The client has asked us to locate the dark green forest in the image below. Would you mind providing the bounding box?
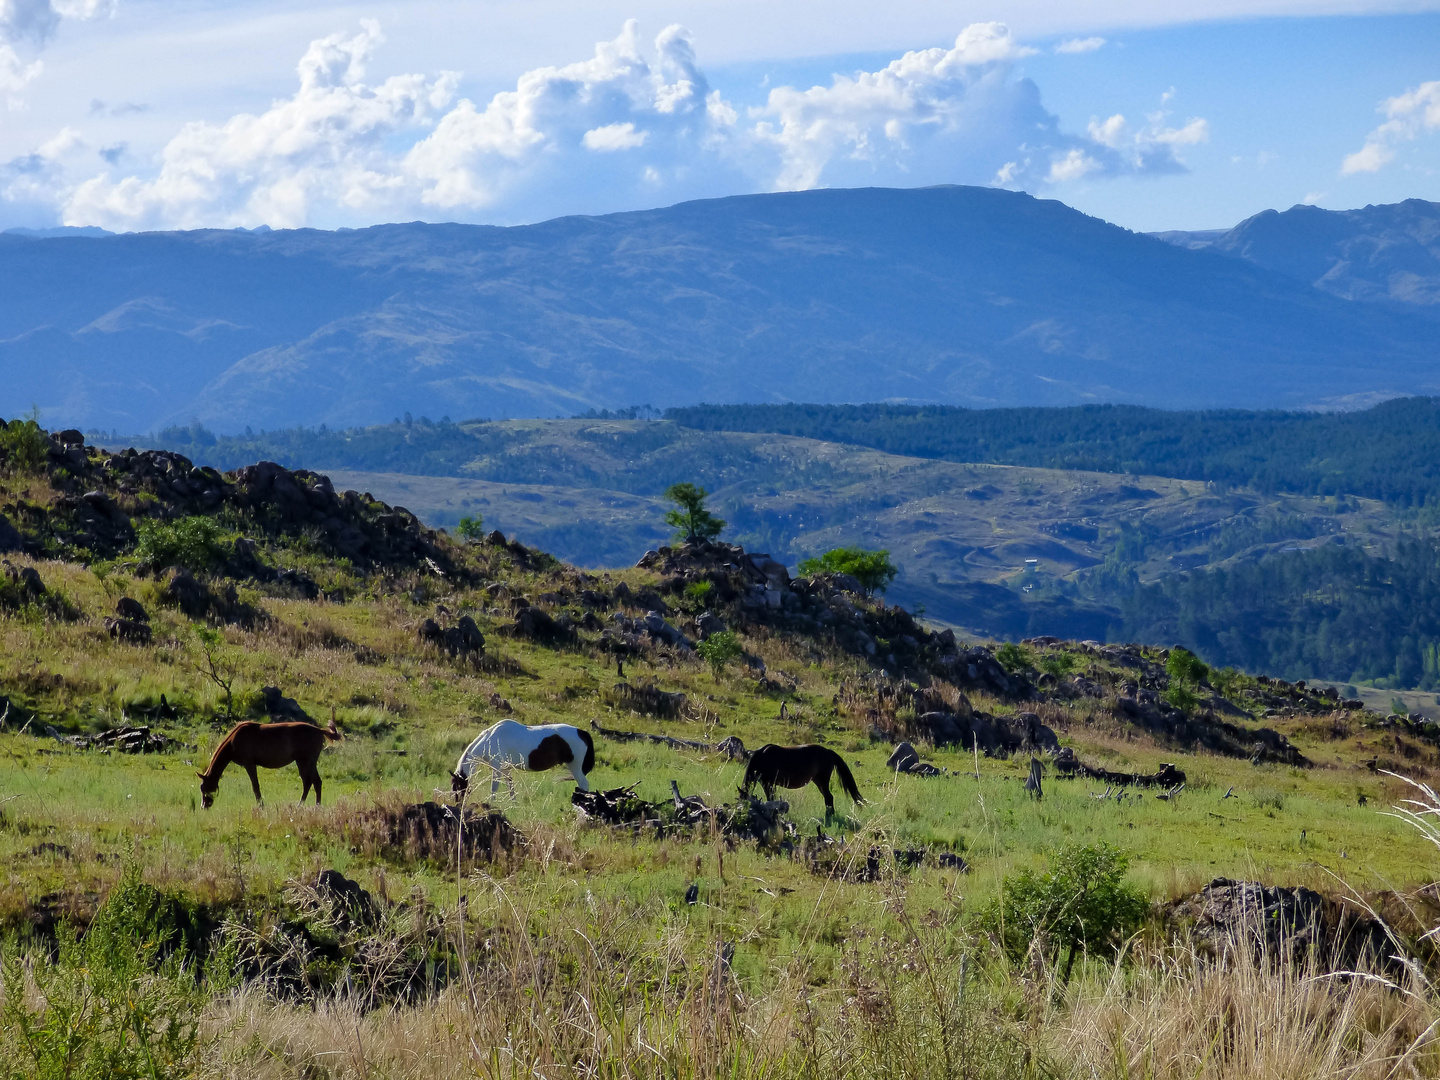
[668,399,1440,507]
[1084,539,1440,688]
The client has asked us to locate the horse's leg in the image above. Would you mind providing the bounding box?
[300,769,312,804]
[815,770,835,821]
[489,763,502,797]
[246,764,262,805]
[506,765,517,800]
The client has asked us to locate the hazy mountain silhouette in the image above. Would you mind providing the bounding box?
[3,186,1438,433]
[1156,198,1440,309]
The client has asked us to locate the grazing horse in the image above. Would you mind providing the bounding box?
[198,718,341,808]
[451,719,595,798]
[742,744,864,820]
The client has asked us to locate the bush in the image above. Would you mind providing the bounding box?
[1,863,204,1079]
[984,842,1148,984]
[1036,651,1077,677]
[995,642,1031,674]
[133,517,227,573]
[697,630,742,678]
[1162,684,1201,712]
[0,412,49,475]
[1164,646,1210,687]
[798,546,898,595]
[456,514,485,542]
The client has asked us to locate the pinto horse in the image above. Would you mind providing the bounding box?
[198,718,341,808]
[451,719,595,798]
[742,743,864,820]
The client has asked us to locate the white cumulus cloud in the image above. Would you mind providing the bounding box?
[64,21,458,230]
[583,122,649,151]
[1341,80,1440,175]
[15,19,1207,230]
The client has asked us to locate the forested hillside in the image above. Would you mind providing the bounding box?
[130,408,1440,688]
[668,398,1440,506]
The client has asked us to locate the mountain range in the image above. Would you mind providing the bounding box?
[3,187,1438,433]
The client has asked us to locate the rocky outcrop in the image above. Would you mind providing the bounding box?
[4,428,460,575]
[1171,878,1395,973]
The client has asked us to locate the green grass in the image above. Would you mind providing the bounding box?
[2,535,1438,1078]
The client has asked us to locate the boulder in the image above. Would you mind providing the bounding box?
[0,515,22,553]
[643,610,693,649]
[260,686,312,722]
[886,742,922,771]
[104,616,152,644]
[115,596,148,622]
[511,606,577,646]
[161,567,210,618]
[696,610,727,640]
[1172,878,1393,972]
[311,869,381,931]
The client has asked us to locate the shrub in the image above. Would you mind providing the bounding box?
[1036,651,1077,677]
[1165,646,1210,687]
[0,411,49,475]
[995,642,1031,674]
[663,482,725,543]
[133,517,226,573]
[1,863,203,1078]
[984,842,1148,984]
[1162,684,1201,712]
[456,514,485,542]
[798,546,898,595]
[697,630,742,679]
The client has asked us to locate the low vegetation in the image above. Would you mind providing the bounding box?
[4,425,1440,1076]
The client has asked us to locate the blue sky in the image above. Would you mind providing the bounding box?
[1,1,1437,233]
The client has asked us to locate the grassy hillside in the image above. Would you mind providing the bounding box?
[4,421,1440,1077]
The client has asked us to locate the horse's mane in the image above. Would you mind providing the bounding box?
[201,723,244,776]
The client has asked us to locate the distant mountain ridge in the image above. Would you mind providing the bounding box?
[1153,198,1440,308]
[3,186,1439,433]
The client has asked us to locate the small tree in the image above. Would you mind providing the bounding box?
[194,626,239,722]
[1165,646,1209,687]
[663,483,725,543]
[456,514,485,542]
[697,630,742,680]
[797,546,898,596]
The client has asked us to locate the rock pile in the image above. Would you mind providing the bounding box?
[0,427,458,577]
[1171,878,1395,973]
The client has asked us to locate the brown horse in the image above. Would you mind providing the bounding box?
[742,744,864,820]
[197,718,341,808]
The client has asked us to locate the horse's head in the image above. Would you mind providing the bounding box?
[197,771,217,809]
[450,770,468,796]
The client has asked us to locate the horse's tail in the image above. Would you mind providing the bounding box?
[324,714,342,742]
[828,749,863,805]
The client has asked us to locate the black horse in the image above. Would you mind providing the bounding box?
[742,744,864,820]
